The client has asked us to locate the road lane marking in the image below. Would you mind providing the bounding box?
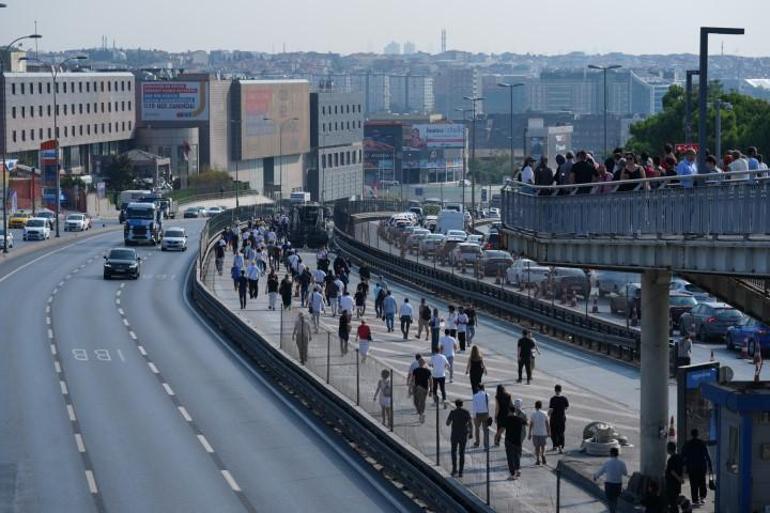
[148,362,159,374]
[52,287,58,295]
[137,345,146,355]
[116,349,126,362]
[117,308,124,316]
[75,434,86,453]
[115,298,120,305]
[47,329,54,340]
[47,296,53,304]
[116,290,122,297]
[67,404,77,421]
[122,319,129,327]
[120,283,125,289]
[46,316,51,325]
[178,406,192,422]
[84,470,98,494]
[197,435,214,453]
[58,281,64,287]
[162,383,175,396]
[129,331,138,341]
[59,381,68,395]
[54,361,62,373]
[46,305,50,314]
[49,343,56,354]
[221,470,241,492]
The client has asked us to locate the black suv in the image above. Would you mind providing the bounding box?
[103,247,142,280]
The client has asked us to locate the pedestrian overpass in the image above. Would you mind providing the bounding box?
[500,169,770,483]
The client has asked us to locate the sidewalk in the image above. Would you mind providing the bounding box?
[204,247,618,512]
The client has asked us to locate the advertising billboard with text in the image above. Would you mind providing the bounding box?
[141,81,209,121]
[405,124,464,150]
[238,80,310,160]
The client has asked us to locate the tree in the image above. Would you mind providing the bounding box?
[627,83,770,159]
[102,154,136,195]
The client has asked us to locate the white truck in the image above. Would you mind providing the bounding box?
[436,209,465,235]
[290,191,311,204]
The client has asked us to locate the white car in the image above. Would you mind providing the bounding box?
[506,258,550,286]
[23,218,51,240]
[64,213,90,231]
[0,229,14,249]
[161,227,187,251]
[488,208,501,219]
[205,206,225,217]
[445,229,468,242]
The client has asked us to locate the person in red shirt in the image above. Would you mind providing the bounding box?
[356,319,372,362]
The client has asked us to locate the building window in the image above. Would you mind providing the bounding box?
[107,81,111,92]
[21,130,25,142]
[108,102,111,113]
[30,129,35,141]
[29,82,34,96]
[101,102,105,113]
[38,105,43,117]
[128,81,131,92]
[128,101,132,111]
[39,128,43,140]
[79,125,83,136]
[334,153,339,167]
[30,106,34,118]
[79,82,83,93]
[63,104,68,115]
[128,120,132,130]
[334,105,337,114]
[87,125,90,135]
[48,127,52,139]
[100,82,104,92]
[79,104,83,114]
[93,102,97,112]
[101,123,105,133]
[86,82,90,93]
[21,83,25,94]
[121,121,125,131]
[346,121,350,130]
[321,154,326,168]
[63,82,67,94]
[11,83,15,95]
[334,122,338,130]
[64,126,68,137]
[358,120,362,128]
[347,105,350,113]
[12,131,16,142]
[11,106,15,118]
[20,106,25,118]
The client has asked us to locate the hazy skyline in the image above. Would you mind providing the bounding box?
[2,0,769,57]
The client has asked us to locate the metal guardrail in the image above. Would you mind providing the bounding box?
[192,207,491,513]
[332,223,640,360]
[501,169,770,238]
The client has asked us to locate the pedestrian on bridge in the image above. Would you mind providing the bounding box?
[373,369,392,429]
[446,399,472,478]
[429,349,450,408]
[399,298,414,340]
[517,329,538,385]
[438,329,458,382]
[548,384,569,454]
[446,305,458,339]
[267,270,279,310]
[382,291,397,332]
[593,447,628,513]
[456,307,469,352]
[465,345,487,394]
[374,282,386,319]
[279,275,293,310]
[339,290,354,318]
[416,298,431,341]
[308,286,325,332]
[429,308,442,353]
[502,398,527,480]
[494,385,512,446]
[465,305,477,345]
[338,311,352,356]
[237,270,248,310]
[292,311,312,365]
[246,260,261,299]
[529,400,550,465]
[471,384,490,448]
[354,284,367,319]
[412,357,431,423]
[214,239,226,276]
[356,319,372,363]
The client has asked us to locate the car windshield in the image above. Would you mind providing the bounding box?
[165,230,185,238]
[447,230,465,237]
[715,309,742,321]
[460,245,480,252]
[485,251,510,259]
[27,219,45,227]
[670,295,698,306]
[185,208,198,212]
[108,249,136,260]
[39,212,54,218]
[126,207,155,219]
[67,214,84,221]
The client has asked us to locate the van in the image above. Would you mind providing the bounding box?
[436,209,465,235]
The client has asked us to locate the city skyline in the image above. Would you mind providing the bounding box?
[2,0,769,57]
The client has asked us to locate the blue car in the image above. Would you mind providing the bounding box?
[726,317,770,357]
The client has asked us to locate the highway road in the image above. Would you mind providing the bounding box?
[0,221,416,513]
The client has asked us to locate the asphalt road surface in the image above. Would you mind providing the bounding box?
[0,220,415,513]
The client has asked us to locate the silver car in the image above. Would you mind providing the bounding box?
[161,227,187,251]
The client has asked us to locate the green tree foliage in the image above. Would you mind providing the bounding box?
[470,155,512,185]
[627,83,770,159]
[188,169,232,190]
[101,154,136,194]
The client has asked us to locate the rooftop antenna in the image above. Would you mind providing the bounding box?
[441,28,447,53]
[721,41,724,56]
[34,21,39,58]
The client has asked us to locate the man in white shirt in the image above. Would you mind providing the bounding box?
[728,150,750,181]
[471,384,490,448]
[313,267,327,286]
[245,260,262,299]
[438,329,458,382]
[308,287,325,333]
[455,307,469,352]
[429,350,449,407]
[338,290,355,316]
[593,448,628,513]
[399,298,414,340]
[528,400,550,465]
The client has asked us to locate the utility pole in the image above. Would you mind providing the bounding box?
[588,64,621,159]
[463,95,483,225]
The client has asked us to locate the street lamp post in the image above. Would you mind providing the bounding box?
[698,27,744,173]
[587,64,621,159]
[21,54,86,238]
[684,70,699,143]
[497,82,524,178]
[455,107,471,212]
[463,95,483,226]
[2,30,43,253]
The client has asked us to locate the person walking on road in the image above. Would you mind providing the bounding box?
[292,311,312,365]
[231,264,242,292]
[529,400,550,465]
[446,399,473,478]
[465,305,477,344]
[374,283,387,319]
[411,357,431,423]
[439,330,458,382]
[246,260,261,299]
[279,274,293,310]
[215,239,226,276]
[356,319,372,363]
[382,291,397,332]
[325,274,340,317]
[456,307,469,352]
[593,447,628,513]
[471,384,490,448]
[494,385,512,446]
[665,441,684,513]
[298,267,312,307]
[267,270,279,310]
[338,310,352,356]
[465,345,487,394]
[682,429,712,507]
[237,270,249,309]
[399,298,414,340]
[429,308,441,353]
[338,290,354,318]
[407,353,421,397]
[429,349,450,408]
[446,305,458,339]
[677,335,693,367]
[517,329,539,384]
[502,398,528,480]
[354,285,367,319]
[308,286,325,332]
[548,384,569,453]
[373,369,393,429]
[417,298,431,341]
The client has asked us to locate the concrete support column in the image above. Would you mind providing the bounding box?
[639,269,671,479]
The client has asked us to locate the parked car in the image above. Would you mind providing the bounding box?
[103,247,142,280]
[506,258,550,287]
[183,206,204,218]
[479,250,514,277]
[406,228,431,253]
[161,227,188,251]
[609,283,642,316]
[595,271,640,297]
[449,242,482,267]
[726,317,770,356]
[678,301,744,341]
[36,208,57,229]
[669,278,711,301]
[64,213,91,231]
[0,229,14,249]
[8,211,31,229]
[669,293,699,325]
[22,218,51,240]
[419,233,445,256]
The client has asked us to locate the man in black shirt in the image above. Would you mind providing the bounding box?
[502,398,527,480]
[445,399,472,477]
[682,429,712,506]
[412,359,432,423]
[665,441,684,512]
[548,384,569,453]
[569,150,599,194]
[517,329,537,384]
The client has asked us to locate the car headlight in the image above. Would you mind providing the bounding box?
[129,263,138,268]
[104,263,112,268]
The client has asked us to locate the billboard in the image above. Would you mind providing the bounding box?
[402,148,462,170]
[405,124,464,150]
[141,81,209,121]
[238,80,310,160]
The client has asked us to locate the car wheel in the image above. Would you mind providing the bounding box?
[748,339,756,358]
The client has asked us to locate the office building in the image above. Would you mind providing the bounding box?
[388,75,434,114]
[308,89,364,202]
[348,73,390,115]
[383,42,401,55]
[434,65,481,119]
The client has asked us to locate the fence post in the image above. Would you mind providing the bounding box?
[389,368,394,432]
[556,461,562,513]
[280,306,284,351]
[355,348,360,406]
[435,398,440,466]
[326,332,331,384]
[486,443,491,505]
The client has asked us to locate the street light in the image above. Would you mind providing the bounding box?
[263,116,300,206]
[497,82,524,178]
[455,107,472,211]
[2,31,43,253]
[20,54,87,237]
[698,27,744,173]
[587,64,621,159]
[463,95,483,226]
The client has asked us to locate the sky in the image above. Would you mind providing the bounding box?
[2,0,768,57]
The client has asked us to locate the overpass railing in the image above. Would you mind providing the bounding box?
[502,169,770,237]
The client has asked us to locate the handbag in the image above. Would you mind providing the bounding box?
[708,475,716,491]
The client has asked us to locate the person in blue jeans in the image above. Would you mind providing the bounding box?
[382,290,397,332]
